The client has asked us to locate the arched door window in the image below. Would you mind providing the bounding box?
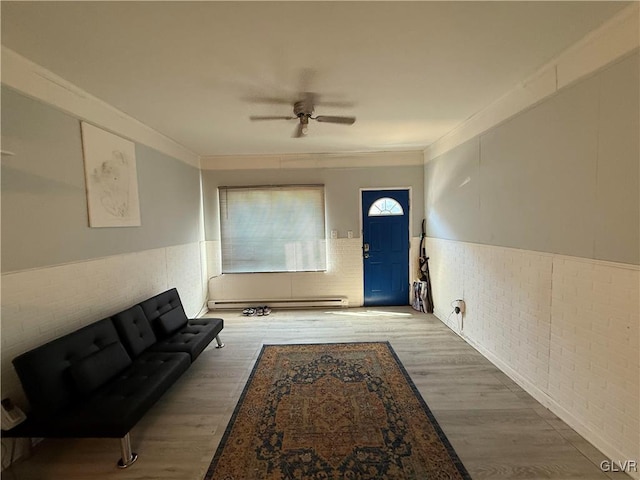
[368,197,404,216]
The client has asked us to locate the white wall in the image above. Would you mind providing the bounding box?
[427,237,639,470]
[207,238,365,306]
[206,236,422,308]
[423,7,640,476]
[0,88,208,412]
[201,153,425,307]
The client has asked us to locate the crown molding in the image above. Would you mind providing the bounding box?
[426,3,639,161]
[1,46,200,168]
[200,150,425,170]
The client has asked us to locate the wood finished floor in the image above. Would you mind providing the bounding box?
[3,307,631,480]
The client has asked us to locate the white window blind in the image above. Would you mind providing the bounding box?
[219,185,327,273]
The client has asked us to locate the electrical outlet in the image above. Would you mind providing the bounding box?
[453,299,466,314]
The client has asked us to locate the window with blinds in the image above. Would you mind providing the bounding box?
[219,185,327,273]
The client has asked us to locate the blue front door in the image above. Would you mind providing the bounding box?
[362,189,410,306]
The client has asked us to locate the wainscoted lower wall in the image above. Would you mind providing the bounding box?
[549,257,639,461]
[0,242,206,407]
[426,237,640,469]
[207,238,364,306]
[206,237,422,308]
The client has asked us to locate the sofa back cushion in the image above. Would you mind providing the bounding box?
[68,342,132,395]
[12,318,121,415]
[139,288,188,338]
[156,308,188,337]
[112,305,157,357]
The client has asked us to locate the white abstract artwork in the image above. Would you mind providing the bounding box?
[81,122,141,227]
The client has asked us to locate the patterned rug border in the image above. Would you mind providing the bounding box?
[204,341,472,480]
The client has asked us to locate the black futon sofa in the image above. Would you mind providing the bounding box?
[5,288,224,468]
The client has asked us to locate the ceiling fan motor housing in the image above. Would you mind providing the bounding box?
[293,100,313,118]
[249,94,355,137]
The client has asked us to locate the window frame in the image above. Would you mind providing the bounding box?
[218,184,327,274]
[367,197,405,216]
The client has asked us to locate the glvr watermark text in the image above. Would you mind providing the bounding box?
[600,460,638,473]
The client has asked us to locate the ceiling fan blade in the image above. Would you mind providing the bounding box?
[243,96,293,105]
[314,115,356,125]
[314,100,356,108]
[250,116,296,121]
[244,90,354,108]
[293,122,305,138]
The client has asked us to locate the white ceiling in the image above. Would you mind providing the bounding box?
[1,1,630,156]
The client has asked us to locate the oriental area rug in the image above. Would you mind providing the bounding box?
[204,342,471,480]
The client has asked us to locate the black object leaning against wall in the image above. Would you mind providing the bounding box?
[413,219,434,314]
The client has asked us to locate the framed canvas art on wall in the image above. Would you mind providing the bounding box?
[81,122,141,227]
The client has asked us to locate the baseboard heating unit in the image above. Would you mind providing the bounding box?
[208,297,348,310]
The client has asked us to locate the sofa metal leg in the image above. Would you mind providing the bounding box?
[117,433,138,468]
[215,335,225,348]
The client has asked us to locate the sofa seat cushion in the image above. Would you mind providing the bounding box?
[149,318,223,361]
[23,351,190,438]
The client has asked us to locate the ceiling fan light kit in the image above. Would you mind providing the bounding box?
[250,92,356,138]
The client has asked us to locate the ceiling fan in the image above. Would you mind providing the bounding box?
[250,92,356,138]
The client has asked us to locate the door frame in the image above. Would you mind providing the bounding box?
[359,187,413,304]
